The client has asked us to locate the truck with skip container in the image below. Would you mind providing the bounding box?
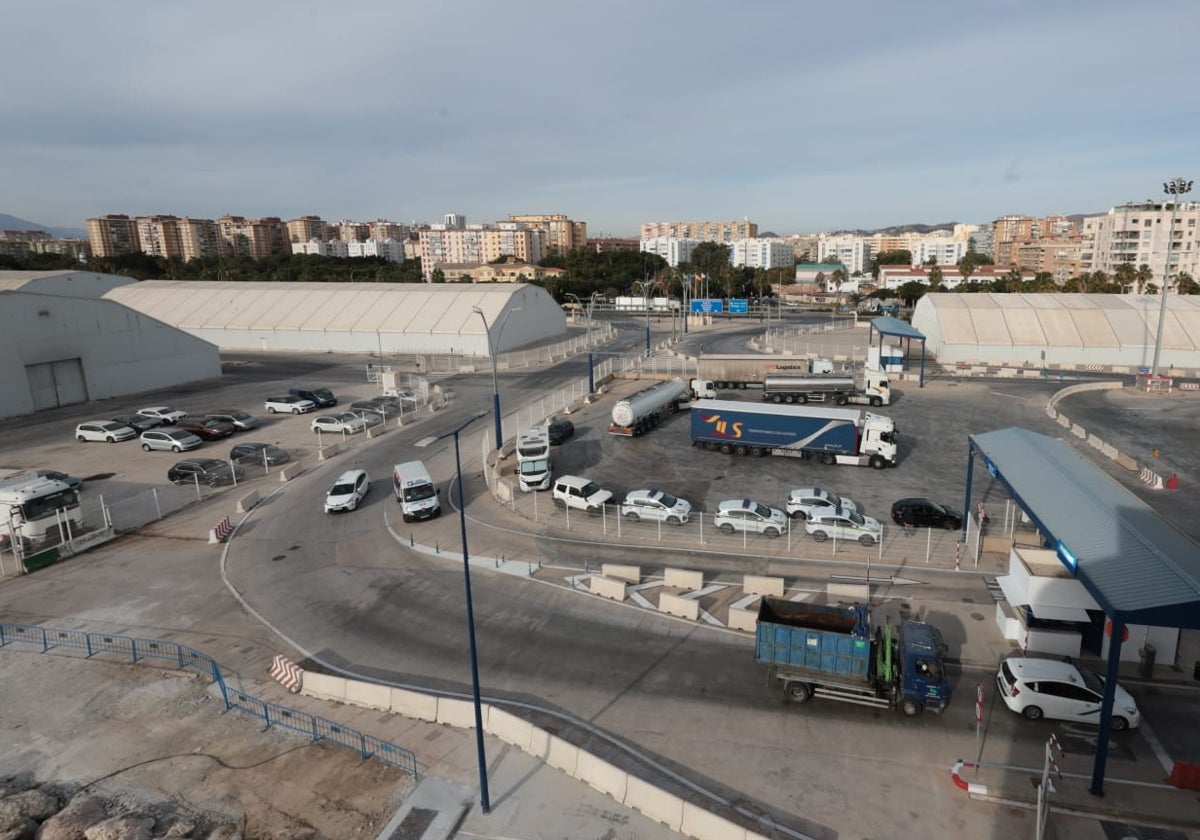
[756,597,950,716]
[515,427,552,491]
[392,460,441,522]
[689,399,897,469]
[608,378,691,436]
[761,369,890,406]
[690,354,827,395]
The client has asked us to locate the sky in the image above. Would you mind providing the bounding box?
[4,1,1199,237]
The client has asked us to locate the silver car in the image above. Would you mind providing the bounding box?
[140,428,203,452]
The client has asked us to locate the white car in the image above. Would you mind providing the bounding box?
[551,475,613,514]
[620,489,692,525]
[140,428,203,452]
[785,487,859,520]
[713,499,788,538]
[805,507,883,546]
[311,413,366,434]
[76,421,137,443]
[138,406,188,424]
[997,656,1140,731]
[264,395,316,414]
[324,469,369,513]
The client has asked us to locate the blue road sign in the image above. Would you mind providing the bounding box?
[691,299,724,313]
[729,299,749,314]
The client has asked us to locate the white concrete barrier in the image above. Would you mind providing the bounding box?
[436,696,482,728]
[544,735,580,776]
[1021,369,1041,378]
[487,707,536,751]
[1071,424,1086,439]
[743,575,783,597]
[681,802,749,840]
[590,576,628,601]
[997,368,1016,378]
[300,672,347,703]
[236,489,259,513]
[659,593,700,621]
[665,568,703,591]
[727,606,758,633]
[279,463,301,481]
[389,688,438,722]
[318,443,340,460]
[527,723,551,760]
[623,775,684,832]
[827,583,870,603]
[344,678,391,710]
[1117,453,1138,471]
[1087,433,1103,450]
[602,563,640,583]
[1057,414,1071,428]
[575,752,629,802]
[1102,442,1118,459]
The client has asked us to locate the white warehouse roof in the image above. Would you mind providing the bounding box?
[911,293,1200,368]
[104,281,566,356]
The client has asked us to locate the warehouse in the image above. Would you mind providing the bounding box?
[911,293,1200,369]
[104,281,564,356]
[0,271,220,420]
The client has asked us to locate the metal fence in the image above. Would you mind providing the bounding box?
[376,323,618,376]
[760,317,867,360]
[0,621,419,778]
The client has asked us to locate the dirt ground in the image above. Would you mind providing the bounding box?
[0,650,412,839]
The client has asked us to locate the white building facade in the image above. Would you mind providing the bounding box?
[730,238,793,269]
[347,239,406,262]
[912,236,968,267]
[640,237,700,268]
[292,239,350,258]
[1082,200,1200,285]
[817,234,872,275]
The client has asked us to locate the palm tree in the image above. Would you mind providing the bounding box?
[1113,263,1136,293]
[1135,263,1155,295]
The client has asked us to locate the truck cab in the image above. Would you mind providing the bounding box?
[897,620,950,714]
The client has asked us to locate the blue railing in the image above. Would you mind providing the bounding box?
[0,621,418,779]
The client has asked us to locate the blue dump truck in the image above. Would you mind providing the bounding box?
[756,598,950,716]
[689,399,897,468]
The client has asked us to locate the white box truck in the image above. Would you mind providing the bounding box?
[516,427,552,491]
[392,461,441,522]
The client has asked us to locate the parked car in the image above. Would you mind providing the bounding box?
[547,418,575,445]
[179,418,236,440]
[785,487,860,520]
[311,413,366,435]
[384,390,419,407]
[891,498,963,530]
[137,406,188,424]
[367,395,406,412]
[204,410,262,431]
[551,475,612,514]
[290,387,337,408]
[805,507,883,546]
[997,656,1140,730]
[324,469,369,513]
[264,395,316,414]
[348,401,388,421]
[76,421,137,443]
[167,458,244,487]
[620,489,691,525]
[34,470,84,492]
[139,428,203,452]
[230,442,291,466]
[111,414,162,433]
[713,499,788,538]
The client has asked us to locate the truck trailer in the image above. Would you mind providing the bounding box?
[688,399,897,468]
[756,598,950,716]
[761,369,890,406]
[691,354,826,393]
[609,378,691,436]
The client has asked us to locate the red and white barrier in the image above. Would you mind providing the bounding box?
[1138,467,1164,489]
[950,760,989,795]
[1085,364,1104,371]
[1181,382,1199,391]
[207,516,233,544]
[269,654,303,693]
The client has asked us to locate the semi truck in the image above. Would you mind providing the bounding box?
[691,354,828,393]
[609,378,691,436]
[0,473,83,552]
[689,399,897,468]
[756,597,950,716]
[515,427,552,491]
[761,369,890,406]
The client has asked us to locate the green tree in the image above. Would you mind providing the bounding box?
[1135,263,1155,295]
[927,264,944,289]
[1113,263,1136,293]
[872,250,912,280]
[430,268,446,283]
[896,281,928,307]
[1176,272,1199,294]
[687,242,732,297]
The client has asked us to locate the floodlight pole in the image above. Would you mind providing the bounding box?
[1152,177,1193,377]
[473,305,520,451]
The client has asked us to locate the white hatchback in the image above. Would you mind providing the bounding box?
[138,406,188,424]
[325,469,370,513]
[785,487,859,520]
[311,413,366,435]
[76,421,137,443]
[805,507,883,546]
[997,656,1140,730]
[620,489,692,525]
[713,499,788,538]
[140,428,203,452]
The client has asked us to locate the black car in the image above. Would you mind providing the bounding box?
[548,418,575,445]
[230,442,291,467]
[289,387,337,408]
[167,458,243,487]
[891,498,963,530]
[111,414,162,433]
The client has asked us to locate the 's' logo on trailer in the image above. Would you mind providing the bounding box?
[699,412,743,439]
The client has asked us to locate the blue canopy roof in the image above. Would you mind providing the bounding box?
[870,315,925,340]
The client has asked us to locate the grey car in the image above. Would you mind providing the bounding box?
[230,442,291,466]
[140,428,203,452]
[205,410,262,431]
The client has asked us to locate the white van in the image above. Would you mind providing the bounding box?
[516,427,552,492]
[393,460,441,523]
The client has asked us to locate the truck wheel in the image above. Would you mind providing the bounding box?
[718,523,735,535]
[625,511,640,522]
[869,455,887,470]
[784,395,795,404]
[901,697,922,717]
[821,453,836,466]
[796,395,808,404]
[786,682,812,703]
[734,445,748,456]
[811,530,828,542]
[719,443,733,455]
[751,447,766,457]
[870,396,882,407]
[836,395,848,406]
[771,395,783,404]
[763,527,780,538]
[859,535,876,547]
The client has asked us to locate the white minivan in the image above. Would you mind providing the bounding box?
[393,460,441,522]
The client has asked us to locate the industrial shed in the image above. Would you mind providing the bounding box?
[104,281,565,356]
[911,293,1200,368]
[0,271,220,420]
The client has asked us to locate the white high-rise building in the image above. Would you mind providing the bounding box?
[640,237,700,267]
[730,238,793,269]
[1082,200,1200,284]
[817,234,872,274]
[912,236,967,267]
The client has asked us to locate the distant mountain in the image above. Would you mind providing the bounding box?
[0,213,87,239]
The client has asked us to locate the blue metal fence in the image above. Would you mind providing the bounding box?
[0,621,418,779]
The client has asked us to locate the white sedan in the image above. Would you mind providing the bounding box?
[311,413,367,435]
[805,507,883,546]
[785,487,859,520]
[620,489,692,525]
[138,406,188,424]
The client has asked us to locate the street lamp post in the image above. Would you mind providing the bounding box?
[416,411,492,812]
[473,305,520,451]
[1152,177,1194,377]
[565,292,600,394]
[632,279,653,357]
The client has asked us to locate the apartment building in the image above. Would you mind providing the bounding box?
[292,239,350,258]
[817,234,872,275]
[135,215,185,259]
[87,214,141,257]
[587,237,640,253]
[287,216,330,243]
[1011,237,1085,284]
[730,238,793,269]
[877,265,1037,290]
[335,220,370,243]
[1082,200,1200,282]
[217,216,289,260]
[368,220,410,242]
[418,224,542,278]
[508,214,587,257]
[640,220,758,243]
[639,237,700,267]
[347,239,406,262]
[911,236,967,268]
[176,218,220,262]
